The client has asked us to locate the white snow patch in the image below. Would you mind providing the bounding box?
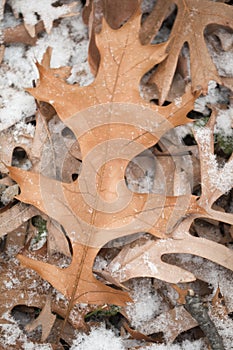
[70,325,125,350]
[8,0,76,33]
[0,8,91,131]
[214,108,233,137]
[126,279,165,329]
[0,88,36,131]
[142,339,205,349]
[0,312,52,349]
[13,120,35,142]
[210,314,233,350]
[195,127,233,193]
[28,16,89,68]
[211,49,233,77]
[109,261,121,274]
[194,81,229,116]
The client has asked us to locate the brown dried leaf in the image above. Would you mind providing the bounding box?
[47,219,71,257]
[8,11,199,308]
[140,0,233,104]
[25,295,56,342]
[17,242,130,306]
[84,0,139,74]
[107,219,233,284]
[171,284,189,304]
[0,125,33,167]
[3,21,45,46]
[123,321,161,343]
[212,286,229,317]
[127,305,198,343]
[0,202,39,238]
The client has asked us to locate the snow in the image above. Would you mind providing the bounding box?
[195,126,233,193]
[210,315,233,350]
[8,0,77,34]
[141,339,205,350]
[13,120,35,142]
[0,3,92,131]
[214,107,233,137]
[126,279,166,329]
[194,81,230,116]
[0,88,36,131]
[70,325,125,350]
[70,325,206,350]
[0,312,52,349]
[143,251,158,274]
[211,49,233,77]
[29,16,90,69]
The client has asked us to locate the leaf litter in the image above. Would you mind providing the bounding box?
[0,0,233,349]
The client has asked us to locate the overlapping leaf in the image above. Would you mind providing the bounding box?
[140,0,233,104]
[7,9,200,309]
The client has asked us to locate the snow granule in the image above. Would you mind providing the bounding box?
[13,120,35,142]
[211,49,233,77]
[194,81,229,116]
[210,315,233,350]
[8,0,76,33]
[126,279,165,329]
[1,45,37,88]
[70,325,125,350]
[142,339,205,350]
[195,127,233,193]
[0,312,52,349]
[214,108,233,137]
[28,15,89,69]
[0,88,36,131]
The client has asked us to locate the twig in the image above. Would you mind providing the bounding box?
[184,290,225,350]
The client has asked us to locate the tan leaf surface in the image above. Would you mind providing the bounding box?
[140,0,233,104]
[17,242,130,306]
[211,286,229,318]
[6,10,200,309]
[107,211,233,285]
[25,295,56,342]
[128,305,198,343]
[3,21,45,46]
[83,0,139,74]
[107,228,233,284]
[47,219,71,257]
[6,9,199,305]
[0,202,39,238]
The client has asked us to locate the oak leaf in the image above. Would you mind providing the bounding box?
[25,295,56,342]
[82,0,139,74]
[140,0,233,104]
[106,114,233,284]
[128,306,198,343]
[7,10,201,309]
[0,202,39,238]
